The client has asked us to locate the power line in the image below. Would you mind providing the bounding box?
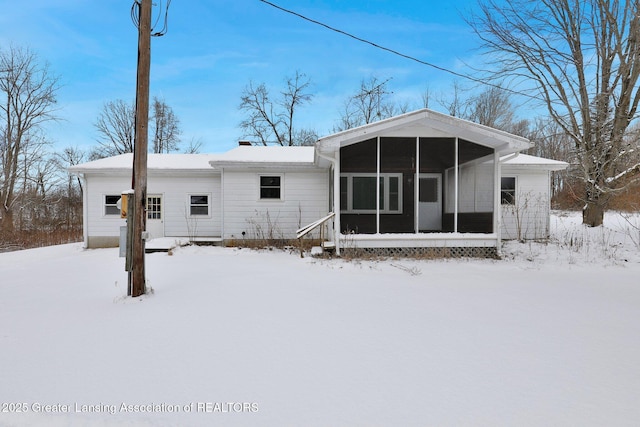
[257,0,539,101]
[131,0,172,36]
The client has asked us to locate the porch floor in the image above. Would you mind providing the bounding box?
[340,232,499,249]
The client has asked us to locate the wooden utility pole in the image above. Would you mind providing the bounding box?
[131,0,152,297]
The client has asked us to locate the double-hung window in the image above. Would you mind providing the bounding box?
[189,195,209,216]
[104,195,121,216]
[340,173,402,213]
[501,177,516,205]
[260,176,281,200]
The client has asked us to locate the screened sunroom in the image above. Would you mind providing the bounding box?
[316,109,532,255]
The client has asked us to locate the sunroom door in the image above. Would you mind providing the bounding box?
[418,174,442,231]
[146,194,164,239]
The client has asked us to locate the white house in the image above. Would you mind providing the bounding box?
[69,109,568,256]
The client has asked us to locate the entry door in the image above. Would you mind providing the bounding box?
[146,195,164,239]
[418,174,442,231]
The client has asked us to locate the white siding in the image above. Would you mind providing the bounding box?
[84,172,221,247]
[85,175,129,239]
[222,169,329,241]
[500,167,550,240]
[149,174,221,238]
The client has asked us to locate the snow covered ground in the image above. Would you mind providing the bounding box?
[1,211,639,427]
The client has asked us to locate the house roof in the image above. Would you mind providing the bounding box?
[68,147,322,175]
[316,108,533,155]
[501,153,569,171]
[68,153,219,174]
[208,146,318,168]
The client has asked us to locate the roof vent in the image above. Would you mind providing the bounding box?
[238,140,252,146]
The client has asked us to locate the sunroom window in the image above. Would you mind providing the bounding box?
[340,173,402,214]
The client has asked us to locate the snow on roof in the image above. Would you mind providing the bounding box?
[68,147,318,174]
[501,153,568,171]
[208,146,316,167]
[69,146,566,175]
[68,153,219,173]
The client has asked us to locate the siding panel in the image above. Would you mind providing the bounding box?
[84,173,221,246]
[223,170,329,241]
[500,169,550,240]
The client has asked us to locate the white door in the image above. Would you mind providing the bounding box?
[146,194,164,239]
[418,174,442,231]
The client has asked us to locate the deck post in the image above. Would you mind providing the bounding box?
[454,137,459,233]
[494,150,502,255]
[333,150,341,256]
[376,136,380,234]
[415,136,420,234]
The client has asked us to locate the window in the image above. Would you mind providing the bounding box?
[352,176,382,210]
[340,173,402,214]
[260,176,281,199]
[501,177,516,205]
[189,195,209,216]
[104,195,121,216]
[419,177,438,203]
[147,196,162,220]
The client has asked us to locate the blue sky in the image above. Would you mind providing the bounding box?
[1,0,487,153]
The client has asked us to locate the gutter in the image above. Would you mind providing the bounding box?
[499,152,520,163]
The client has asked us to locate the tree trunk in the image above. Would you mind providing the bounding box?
[582,201,604,227]
[1,208,14,233]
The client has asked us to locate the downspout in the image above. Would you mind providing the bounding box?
[77,173,89,248]
[220,168,225,245]
[494,151,502,258]
[317,151,340,256]
[546,169,551,239]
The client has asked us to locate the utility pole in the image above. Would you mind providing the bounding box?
[131,0,152,297]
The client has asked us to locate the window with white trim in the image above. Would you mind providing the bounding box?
[189,194,209,216]
[147,196,162,220]
[340,173,402,213]
[104,195,121,216]
[501,177,516,205]
[260,176,282,200]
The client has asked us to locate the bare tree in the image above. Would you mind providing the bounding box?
[526,117,576,200]
[92,97,183,157]
[467,0,640,226]
[1,45,60,233]
[436,80,469,118]
[151,96,181,153]
[55,146,85,231]
[335,77,405,131]
[239,70,316,146]
[56,146,86,194]
[420,85,432,109]
[183,137,203,154]
[91,99,135,159]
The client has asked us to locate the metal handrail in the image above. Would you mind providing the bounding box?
[296,212,335,239]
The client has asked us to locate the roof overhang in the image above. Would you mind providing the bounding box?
[501,153,569,171]
[68,153,221,176]
[316,108,532,156]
